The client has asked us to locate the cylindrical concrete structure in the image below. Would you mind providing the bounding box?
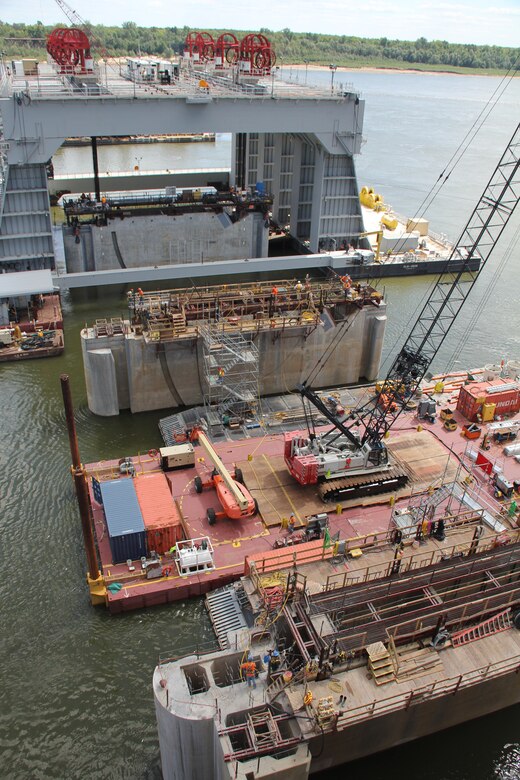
[364,315,387,381]
[84,348,120,416]
[153,666,226,780]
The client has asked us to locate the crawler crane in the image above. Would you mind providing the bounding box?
[285,123,520,501]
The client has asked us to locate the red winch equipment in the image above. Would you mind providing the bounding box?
[183,30,275,75]
[215,33,240,68]
[46,27,93,73]
[184,32,215,62]
[239,34,276,76]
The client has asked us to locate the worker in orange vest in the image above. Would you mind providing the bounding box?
[241,656,257,688]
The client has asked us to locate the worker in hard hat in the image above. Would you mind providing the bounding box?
[241,656,257,688]
[264,648,282,683]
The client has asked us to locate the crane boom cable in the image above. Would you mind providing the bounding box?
[401,124,520,361]
[358,67,519,375]
[358,121,520,445]
[389,59,519,255]
[443,223,520,374]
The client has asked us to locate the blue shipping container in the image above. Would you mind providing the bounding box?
[99,479,147,564]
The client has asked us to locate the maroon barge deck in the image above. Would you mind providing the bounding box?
[85,391,520,613]
[11,293,63,332]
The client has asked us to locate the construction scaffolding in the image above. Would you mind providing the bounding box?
[199,321,260,428]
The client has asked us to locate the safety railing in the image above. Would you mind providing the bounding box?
[334,652,520,730]
[17,69,355,102]
[246,539,336,576]
[322,524,520,593]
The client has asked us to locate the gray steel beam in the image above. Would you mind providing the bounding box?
[0,94,364,165]
[52,253,337,289]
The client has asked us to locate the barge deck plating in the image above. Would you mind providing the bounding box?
[81,374,520,613]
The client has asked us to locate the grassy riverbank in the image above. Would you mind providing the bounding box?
[1,22,518,75]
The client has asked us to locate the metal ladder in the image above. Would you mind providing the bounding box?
[451,608,512,647]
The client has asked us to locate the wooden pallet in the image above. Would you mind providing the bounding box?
[366,641,395,685]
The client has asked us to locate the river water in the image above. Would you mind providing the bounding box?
[1,71,520,779]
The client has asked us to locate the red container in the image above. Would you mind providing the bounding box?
[134,473,184,554]
[457,381,520,421]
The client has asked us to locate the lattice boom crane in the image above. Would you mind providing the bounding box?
[285,122,520,502]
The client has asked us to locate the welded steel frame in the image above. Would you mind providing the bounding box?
[333,549,520,653]
[284,542,520,657]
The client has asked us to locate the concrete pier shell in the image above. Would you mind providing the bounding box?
[63,211,268,273]
[153,647,520,780]
[153,653,311,780]
[81,298,387,416]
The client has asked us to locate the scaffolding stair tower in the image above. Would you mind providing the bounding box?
[200,322,260,427]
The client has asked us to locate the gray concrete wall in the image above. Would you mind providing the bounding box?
[63,212,267,272]
[82,303,387,415]
[125,334,203,413]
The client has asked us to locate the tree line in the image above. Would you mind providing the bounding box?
[1,21,518,73]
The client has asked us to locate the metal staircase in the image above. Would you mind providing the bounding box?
[406,482,455,526]
[200,322,260,424]
[205,584,248,648]
[451,608,513,647]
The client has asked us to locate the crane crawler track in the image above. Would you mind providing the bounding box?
[319,467,409,502]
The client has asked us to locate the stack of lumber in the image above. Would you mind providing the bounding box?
[394,644,443,682]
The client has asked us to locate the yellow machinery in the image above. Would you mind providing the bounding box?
[375,379,405,395]
[358,229,383,261]
[381,213,398,231]
[440,408,457,430]
[359,187,385,211]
